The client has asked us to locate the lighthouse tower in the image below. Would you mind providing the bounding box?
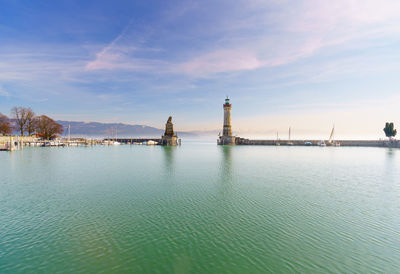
[223,97,232,136]
[218,97,236,145]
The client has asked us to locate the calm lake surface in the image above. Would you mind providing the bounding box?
[1,142,399,273]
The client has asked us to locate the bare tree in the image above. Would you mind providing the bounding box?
[35,115,63,139]
[11,107,35,136]
[25,109,36,135]
[0,113,12,136]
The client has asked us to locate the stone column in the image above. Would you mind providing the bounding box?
[161,116,178,146]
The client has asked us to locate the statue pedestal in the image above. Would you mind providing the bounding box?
[161,135,178,146]
[218,136,236,145]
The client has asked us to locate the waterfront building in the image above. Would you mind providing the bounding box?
[161,116,178,146]
[218,97,236,145]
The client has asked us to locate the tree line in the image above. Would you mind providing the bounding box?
[0,107,63,139]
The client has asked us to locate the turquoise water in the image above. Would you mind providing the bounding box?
[1,142,399,273]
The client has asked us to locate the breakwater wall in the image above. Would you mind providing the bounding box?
[0,136,35,151]
[0,136,36,150]
[0,136,35,144]
[235,138,400,148]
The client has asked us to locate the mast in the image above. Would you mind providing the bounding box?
[68,124,71,143]
[289,127,291,141]
[329,124,335,143]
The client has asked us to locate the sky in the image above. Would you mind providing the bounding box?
[0,0,400,139]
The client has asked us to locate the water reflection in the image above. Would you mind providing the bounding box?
[386,147,395,158]
[384,148,396,184]
[219,145,234,187]
[161,146,176,178]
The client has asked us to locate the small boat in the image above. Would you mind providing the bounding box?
[327,125,340,147]
[0,144,9,151]
[288,127,293,146]
[305,142,312,146]
[147,140,157,145]
[318,140,326,147]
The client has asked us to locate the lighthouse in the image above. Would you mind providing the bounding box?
[218,97,236,145]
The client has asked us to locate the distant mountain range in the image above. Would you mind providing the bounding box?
[56,120,199,137]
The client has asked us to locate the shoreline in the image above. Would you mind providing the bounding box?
[2,136,400,150]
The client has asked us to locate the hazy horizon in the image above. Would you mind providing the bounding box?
[1,0,400,139]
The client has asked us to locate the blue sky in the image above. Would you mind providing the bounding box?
[1,0,400,138]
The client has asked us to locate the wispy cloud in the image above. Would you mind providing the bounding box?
[83,0,400,78]
[0,49,86,81]
[178,49,263,75]
[0,85,10,97]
